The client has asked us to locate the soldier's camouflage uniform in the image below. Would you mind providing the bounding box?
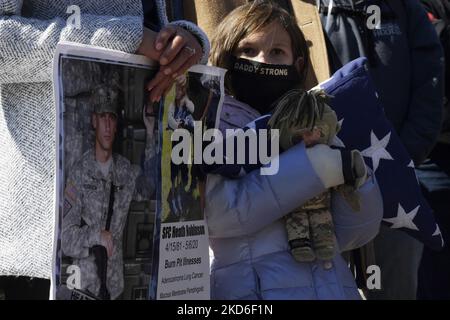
[285,191,335,261]
[62,144,156,300]
[271,92,341,263]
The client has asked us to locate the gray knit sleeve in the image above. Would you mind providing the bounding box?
[0,13,143,84]
[0,0,22,15]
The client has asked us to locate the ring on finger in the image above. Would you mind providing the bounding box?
[183,45,196,56]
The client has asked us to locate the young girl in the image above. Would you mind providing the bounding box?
[204,86,367,262]
[205,1,382,300]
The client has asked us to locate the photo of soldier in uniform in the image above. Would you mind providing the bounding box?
[153,65,225,300]
[53,44,159,300]
[162,70,223,223]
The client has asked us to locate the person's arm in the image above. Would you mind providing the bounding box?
[331,168,383,252]
[399,0,444,165]
[167,103,179,130]
[0,2,143,84]
[133,141,157,201]
[205,143,345,238]
[61,171,102,259]
[184,97,195,113]
[133,112,158,201]
[0,0,22,15]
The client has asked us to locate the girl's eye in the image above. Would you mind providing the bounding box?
[240,47,255,56]
[272,48,285,56]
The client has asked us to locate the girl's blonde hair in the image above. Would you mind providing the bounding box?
[210,0,310,91]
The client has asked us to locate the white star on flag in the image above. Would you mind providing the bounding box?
[407,160,421,184]
[384,204,420,231]
[433,225,442,237]
[361,131,394,172]
[332,119,346,148]
[433,225,445,247]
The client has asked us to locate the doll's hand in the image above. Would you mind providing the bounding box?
[339,149,367,189]
[335,149,367,212]
[301,127,322,147]
[291,127,322,147]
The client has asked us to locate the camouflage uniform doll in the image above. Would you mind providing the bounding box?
[269,89,366,262]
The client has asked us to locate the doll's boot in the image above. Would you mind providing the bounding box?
[290,239,316,262]
[314,241,335,261]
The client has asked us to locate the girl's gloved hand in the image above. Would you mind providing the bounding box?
[306,145,368,211]
[305,144,345,188]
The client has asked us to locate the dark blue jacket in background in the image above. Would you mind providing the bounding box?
[318,0,444,165]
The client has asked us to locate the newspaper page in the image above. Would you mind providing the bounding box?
[52,43,226,301]
[52,42,160,300]
[152,65,226,300]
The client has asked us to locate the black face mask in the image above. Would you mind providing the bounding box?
[229,57,301,114]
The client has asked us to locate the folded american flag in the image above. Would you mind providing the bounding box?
[204,57,443,250]
[321,57,443,250]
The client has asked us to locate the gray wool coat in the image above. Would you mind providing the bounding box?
[0,0,209,279]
